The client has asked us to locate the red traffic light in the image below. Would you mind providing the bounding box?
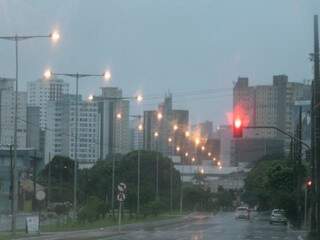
[307,180,312,188]
[233,117,243,138]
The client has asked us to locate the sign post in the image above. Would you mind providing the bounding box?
[117,183,126,232]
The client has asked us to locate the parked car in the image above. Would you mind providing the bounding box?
[269,209,287,225]
[235,206,250,220]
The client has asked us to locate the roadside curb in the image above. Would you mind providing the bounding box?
[16,213,204,240]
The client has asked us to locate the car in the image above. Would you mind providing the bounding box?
[269,209,287,225]
[235,206,250,220]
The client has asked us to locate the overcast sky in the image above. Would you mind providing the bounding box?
[0,0,319,125]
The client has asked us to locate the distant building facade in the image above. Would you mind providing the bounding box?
[95,87,130,158]
[27,77,69,129]
[233,75,311,139]
[45,95,100,167]
[230,138,285,167]
[143,94,189,156]
[0,78,27,148]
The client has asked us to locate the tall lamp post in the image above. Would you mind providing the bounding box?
[129,115,143,214]
[0,31,59,235]
[154,131,160,200]
[44,69,111,218]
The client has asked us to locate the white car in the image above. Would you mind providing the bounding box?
[235,206,250,220]
[270,209,287,225]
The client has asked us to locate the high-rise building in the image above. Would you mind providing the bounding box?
[233,75,311,138]
[192,121,213,139]
[143,110,158,151]
[143,94,189,156]
[26,106,41,154]
[45,95,100,167]
[27,77,69,129]
[0,78,27,148]
[130,118,143,151]
[95,87,130,159]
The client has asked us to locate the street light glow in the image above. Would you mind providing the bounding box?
[44,69,52,79]
[201,146,205,151]
[208,152,212,157]
[173,124,178,131]
[168,137,172,143]
[154,131,159,138]
[88,94,94,101]
[217,161,221,166]
[185,131,190,137]
[104,70,112,81]
[192,157,195,162]
[116,113,122,119]
[138,124,143,131]
[213,157,216,161]
[185,152,189,157]
[200,168,204,174]
[176,146,180,152]
[157,112,163,120]
[51,30,60,42]
[136,94,143,102]
[195,138,200,146]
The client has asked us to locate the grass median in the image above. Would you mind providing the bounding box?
[40,211,183,232]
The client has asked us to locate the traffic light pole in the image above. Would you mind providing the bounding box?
[245,126,311,151]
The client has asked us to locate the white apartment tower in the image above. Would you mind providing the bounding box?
[0,78,27,148]
[27,78,69,129]
[45,95,100,167]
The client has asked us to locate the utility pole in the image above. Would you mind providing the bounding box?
[9,144,14,232]
[48,152,51,207]
[311,14,320,236]
[295,106,302,228]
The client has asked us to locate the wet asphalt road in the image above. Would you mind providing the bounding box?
[99,212,305,240]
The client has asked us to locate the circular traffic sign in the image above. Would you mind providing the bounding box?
[36,190,46,201]
[117,182,127,192]
[117,192,126,202]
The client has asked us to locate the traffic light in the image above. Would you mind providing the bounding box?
[233,117,243,138]
[306,179,312,190]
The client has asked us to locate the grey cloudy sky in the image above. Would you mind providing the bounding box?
[0,0,319,125]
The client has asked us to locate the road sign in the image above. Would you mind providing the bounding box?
[36,190,46,201]
[117,192,126,202]
[25,216,39,234]
[117,182,127,192]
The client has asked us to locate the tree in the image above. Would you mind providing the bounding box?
[38,155,74,203]
[243,156,306,224]
[78,196,108,223]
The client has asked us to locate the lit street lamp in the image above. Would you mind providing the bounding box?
[154,131,159,200]
[129,115,143,215]
[44,69,108,219]
[0,31,59,235]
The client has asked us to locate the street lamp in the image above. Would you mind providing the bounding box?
[129,115,143,215]
[136,94,143,103]
[0,31,59,235]
[116,113,122,119]
[185,131,190,138]
[44,69,108,219]
[176,146,180,152]
[173,124,178,131]
[157,112,163,121]
[208,152,212,157]
[185,152,189,157]
[154,131,159,200]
